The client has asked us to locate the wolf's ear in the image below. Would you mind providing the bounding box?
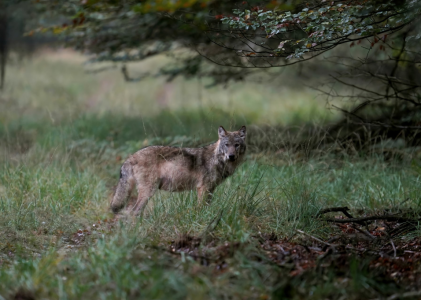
[218,126,227,139]
[238,125,246,139]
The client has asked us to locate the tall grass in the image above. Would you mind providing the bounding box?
[0,49,420,299]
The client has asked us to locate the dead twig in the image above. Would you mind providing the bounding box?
[389,221,418,237]
[371,290,421,300]
[390,239,397,258]
[296,229,333,247]
[323,215,413,224]
[327,236,341,243]
[318,247,334,261]
[316,206,372,226]
[352,225,376,239]
[316,206,354,218]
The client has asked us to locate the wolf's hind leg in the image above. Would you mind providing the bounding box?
[111,162,135,214]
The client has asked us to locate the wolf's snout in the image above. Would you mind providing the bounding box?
[228,155,236,161]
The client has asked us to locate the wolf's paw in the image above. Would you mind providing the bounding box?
[114,210,132,221]
[115,210,143,226]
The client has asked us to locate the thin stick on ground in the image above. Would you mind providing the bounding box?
[296,229,332,246]
[371,290,421,300]
[351,225,375,239]
[316,206,354,218]
[390,239,397,258]
[322,215,413,224]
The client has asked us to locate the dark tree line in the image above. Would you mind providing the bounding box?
[3,0,421,148]
[0,6,7,90]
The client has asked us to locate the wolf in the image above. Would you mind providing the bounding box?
[110,125,247,215]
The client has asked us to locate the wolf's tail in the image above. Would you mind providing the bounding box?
[110,161,134,214]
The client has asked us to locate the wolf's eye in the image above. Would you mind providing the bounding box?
[235,144,239,147]
[225,143,229,147]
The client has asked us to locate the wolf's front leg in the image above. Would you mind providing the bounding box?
[111,172,135,214]
[131,185,157,215]
[197,186,215,205]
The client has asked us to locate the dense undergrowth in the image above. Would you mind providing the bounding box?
[1,50,421,299]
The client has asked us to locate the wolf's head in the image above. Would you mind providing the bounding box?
[217,126,247,162]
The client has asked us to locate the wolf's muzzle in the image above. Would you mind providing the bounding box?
[228,155,236,161]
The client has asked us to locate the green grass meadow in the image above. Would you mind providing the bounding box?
[1,50,421,299]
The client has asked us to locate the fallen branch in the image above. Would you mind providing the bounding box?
[352,225,376,239]
[389,221,418,237]
[371,290,421,300]
[323,215,413,224]
[316,207,354,218]
[296,229,333,246]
